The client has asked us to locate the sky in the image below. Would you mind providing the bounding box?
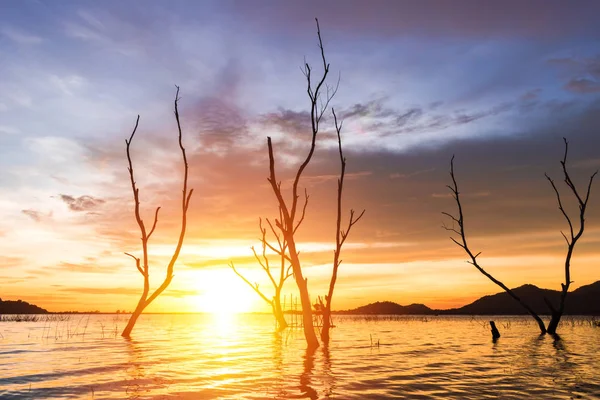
[1,0,600,313]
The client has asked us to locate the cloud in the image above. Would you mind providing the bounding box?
[0,126,20,135]
[565,78,600,94]
[548,56,600,79]
[1,27,43,44]
[50,75,87,96]
[335,98,516,142]
[389,168,435,180]
[231,1,600,39]
[58,286,200,297]
[548,56,600,94]
[21,209,43,222]
[285,171,372,187]
[59,194,105,212]
[261,108,312,138]
[0,256,25,268]
[520,89,542,101]
[257,97,518,155]
[49,261,120,274]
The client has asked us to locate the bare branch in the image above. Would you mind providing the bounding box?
[285,264,294,281]
[294,189,310,234]
[121,86,194,337]
[141,86,194,308]
[546,173,574,239]
[441,211,460,224]
[543,138,596,333]
[264,217,282,249]
[125,252,144,276]
[289,18,333,225]
[323,107,365,331]
[147,206,161,240]
[441,223,461,236]
[229,262,272,305]
[443,155,547,334]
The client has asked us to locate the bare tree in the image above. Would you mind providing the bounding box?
[229,216,294,331]
[265,18,338,349]
[443,139,596,336]
[443,156,547,334]
[121,86,193,337]
[321,109,365,344]
[544,138,597,334]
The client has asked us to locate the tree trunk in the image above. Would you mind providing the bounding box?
[546,287,568,335]
[547,312,562,335]
[321,307,331,343]
[531,313,547,335]
[122,296,147,337]
[288,241,319,349]
[273,291,288,331]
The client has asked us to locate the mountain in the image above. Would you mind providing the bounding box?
[444,281,600,315]
[0,298,48,314]
[336,301,435,315]
[337,281,600,315]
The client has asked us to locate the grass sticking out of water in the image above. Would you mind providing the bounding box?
[0,314,71,322]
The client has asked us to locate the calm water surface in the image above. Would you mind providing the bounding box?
[0,314,599,399]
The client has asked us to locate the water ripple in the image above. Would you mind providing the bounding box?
[1,314,599,399]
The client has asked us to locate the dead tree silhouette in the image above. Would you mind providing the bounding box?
[229,217,293,331]
[544,138,597,334]
[264,18,338,349]
[443,138,596,336]
[121,86,193,338]
[321,109,365,344]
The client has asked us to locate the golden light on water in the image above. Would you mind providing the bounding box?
[2,315,599,398]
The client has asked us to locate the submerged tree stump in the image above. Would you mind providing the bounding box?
[490,320,501,339]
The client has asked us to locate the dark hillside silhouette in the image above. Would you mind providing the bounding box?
[445,282,600,315]
[336,280,600,316]
[0,298,48,314]
[336,301,435,315]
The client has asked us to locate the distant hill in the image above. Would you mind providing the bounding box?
[444,281,600,315]
[337,281,600,316]
[336,301,435,315]
[0,298,48,314]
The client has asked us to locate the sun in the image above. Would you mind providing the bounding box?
[196,268,260,314]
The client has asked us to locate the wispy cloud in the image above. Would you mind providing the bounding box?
[59,286,200,297]
[0,126,20,135]
[21,209,44,222]
[58,194,105,212]
[565,78,600,94]
[1,27,43,44]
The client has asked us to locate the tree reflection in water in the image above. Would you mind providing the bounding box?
[124,338,146,399]
[298,346,318,399]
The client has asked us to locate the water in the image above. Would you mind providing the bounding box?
[1,314,599,399]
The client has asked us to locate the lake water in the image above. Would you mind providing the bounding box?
[0,314,599,399]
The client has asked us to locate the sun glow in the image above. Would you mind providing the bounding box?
[195,268,260,314]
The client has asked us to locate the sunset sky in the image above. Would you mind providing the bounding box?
[1,0,599,313]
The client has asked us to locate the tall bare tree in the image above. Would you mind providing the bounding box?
[121,86,193,337]
[544,138,596,334]
[321,109,365,344]
[265,18,338,349]
[443,138,596,336]
[229,216,294,331]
